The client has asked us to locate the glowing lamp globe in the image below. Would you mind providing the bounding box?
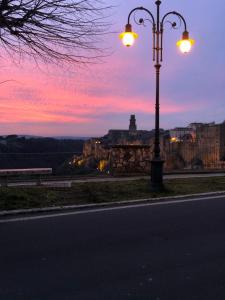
[177,31,195,53]
[119,24,138,47]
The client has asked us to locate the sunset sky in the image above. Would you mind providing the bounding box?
[0,0,224,137]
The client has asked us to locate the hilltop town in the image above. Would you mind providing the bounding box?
[73,115,225,174]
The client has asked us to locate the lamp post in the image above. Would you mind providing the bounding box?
[120,1,195,191]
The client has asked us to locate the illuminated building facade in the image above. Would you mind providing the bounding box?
[77,117,225,174]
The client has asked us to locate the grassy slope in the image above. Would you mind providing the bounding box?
[1,177,225,211]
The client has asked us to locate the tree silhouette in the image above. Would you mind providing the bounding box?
[0,0,110,64]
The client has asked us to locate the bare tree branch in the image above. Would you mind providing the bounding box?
[0,0,111,65]
[0,79,17,84]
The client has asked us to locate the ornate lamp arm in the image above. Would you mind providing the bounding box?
[160,11,189,61]
[127,7,156,27]
[126,7,156,60]
[161,11,187,31]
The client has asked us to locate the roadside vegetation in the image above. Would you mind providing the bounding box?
[1,176,225,211]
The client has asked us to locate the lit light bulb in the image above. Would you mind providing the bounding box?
[176,31,195,54]
[122,32,136,47]
[119,24,138,47]
[179,40,192,53]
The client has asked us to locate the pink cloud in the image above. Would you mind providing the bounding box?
[0,46,214,136]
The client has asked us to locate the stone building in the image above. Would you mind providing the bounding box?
[76,116,225,174]
[195,122,225,168]
[80,115,160,174]
[169,127,194,142]
[166,122,225,170]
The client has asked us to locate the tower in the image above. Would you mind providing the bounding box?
[129,114,137,131]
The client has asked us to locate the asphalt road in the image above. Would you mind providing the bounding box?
[1,196,225,300]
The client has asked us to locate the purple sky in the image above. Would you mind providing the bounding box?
[0,0,224,137]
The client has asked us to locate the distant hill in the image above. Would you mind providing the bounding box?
[0,135,85,172]
[53,136,91,140]
[1,135,91,140]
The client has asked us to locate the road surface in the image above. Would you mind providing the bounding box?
[1,195,225,299]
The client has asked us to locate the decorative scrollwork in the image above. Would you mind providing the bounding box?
[163,15,182,30]
[133,11,153,27]
[166,16,182,30]
[161,11,187,31]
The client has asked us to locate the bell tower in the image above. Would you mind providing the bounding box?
[129,114,137,131]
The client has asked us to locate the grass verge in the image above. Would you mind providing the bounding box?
[1,176,225,211]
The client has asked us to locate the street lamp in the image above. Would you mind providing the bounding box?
[119,1,195,191]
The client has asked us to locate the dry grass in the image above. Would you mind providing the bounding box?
[1,176,225,211]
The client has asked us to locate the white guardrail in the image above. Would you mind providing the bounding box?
[0,168,52,187]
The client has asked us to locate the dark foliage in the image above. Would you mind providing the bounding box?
[0,0,111,64]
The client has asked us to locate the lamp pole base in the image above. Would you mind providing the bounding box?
[150,159,164,192]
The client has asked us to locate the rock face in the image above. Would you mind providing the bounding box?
[110,145,151,175]
[80,115,225,174]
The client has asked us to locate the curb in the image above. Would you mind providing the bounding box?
[1,190,225,217]
[3,172,225,187]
